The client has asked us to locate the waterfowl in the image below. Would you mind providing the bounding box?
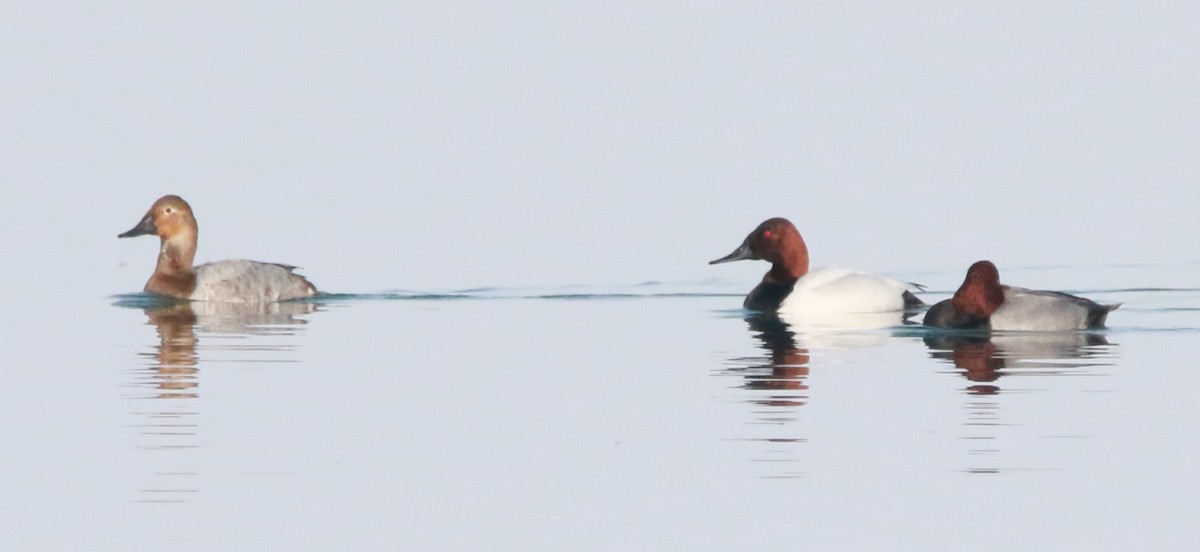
[710,217,922,314]
[118,195,318,303]
[924,260,1118,331]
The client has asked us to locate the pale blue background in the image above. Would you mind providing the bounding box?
[4,2,1195,296]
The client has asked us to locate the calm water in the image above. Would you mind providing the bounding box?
[3,264,1199,551]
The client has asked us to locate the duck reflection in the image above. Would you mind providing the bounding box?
[126,298,316,503]
[135,300,316,398]
[139,302,200,399]
[924,331,1113,394]
[924,331,1116,474]
[718,313,813,478]
[722,311,925,478]
[732,314,811,407]
[777,310,913,348]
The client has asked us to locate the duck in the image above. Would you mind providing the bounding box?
[923,260,1118,331]
[709,217,923,314]
[118,195,318,303]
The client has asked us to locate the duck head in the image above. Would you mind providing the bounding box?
[709,217,810,280]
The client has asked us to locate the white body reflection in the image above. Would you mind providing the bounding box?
[777,309,912,349]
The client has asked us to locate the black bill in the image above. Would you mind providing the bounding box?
[709,238,756,265]
[118,214,157,238]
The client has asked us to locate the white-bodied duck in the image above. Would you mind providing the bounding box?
[710,217,922,314]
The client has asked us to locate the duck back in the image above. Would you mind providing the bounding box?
[777,267,915,315]
[989,286,1119,331]
[192,260,317,303]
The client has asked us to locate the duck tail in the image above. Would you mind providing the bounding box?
[902,290,925,310]
[1087,303,1122,328]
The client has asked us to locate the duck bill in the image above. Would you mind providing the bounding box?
[709,239,756,265]
[118,214,157,238]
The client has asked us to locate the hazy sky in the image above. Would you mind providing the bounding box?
[4,2,1197,294]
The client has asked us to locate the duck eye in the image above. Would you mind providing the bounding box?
[164,207,173,214]
[762,230,773,239]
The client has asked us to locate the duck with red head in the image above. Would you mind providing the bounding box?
[710,218,923,314]
[923,261,1004,329]
[924,260,1118,331]
[119,195,318,304]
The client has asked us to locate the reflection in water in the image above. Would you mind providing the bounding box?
[777,309,911,349]
[720,314,811,479]
[720,312,917,479]
[139,305,200,400]
[924,331,1117,474]
[925,332,1114,393]
[126,299,315,503]
[731,315,811,407]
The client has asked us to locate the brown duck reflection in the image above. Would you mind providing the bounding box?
[130,299,316,503]
[137,300,317,398]
[924,332,1113,395]
[726,311,909,407]
[728,314,811,408]
[141,303,200,399]
[924,331,1116,474]
[720,314,812,479]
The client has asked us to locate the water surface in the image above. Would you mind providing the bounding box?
[3,265,1198,550]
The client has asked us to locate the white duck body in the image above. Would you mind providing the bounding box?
[778,267,917,315]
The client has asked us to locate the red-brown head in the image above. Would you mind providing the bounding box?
[951,260,1005,317]
[709,218,810,280]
